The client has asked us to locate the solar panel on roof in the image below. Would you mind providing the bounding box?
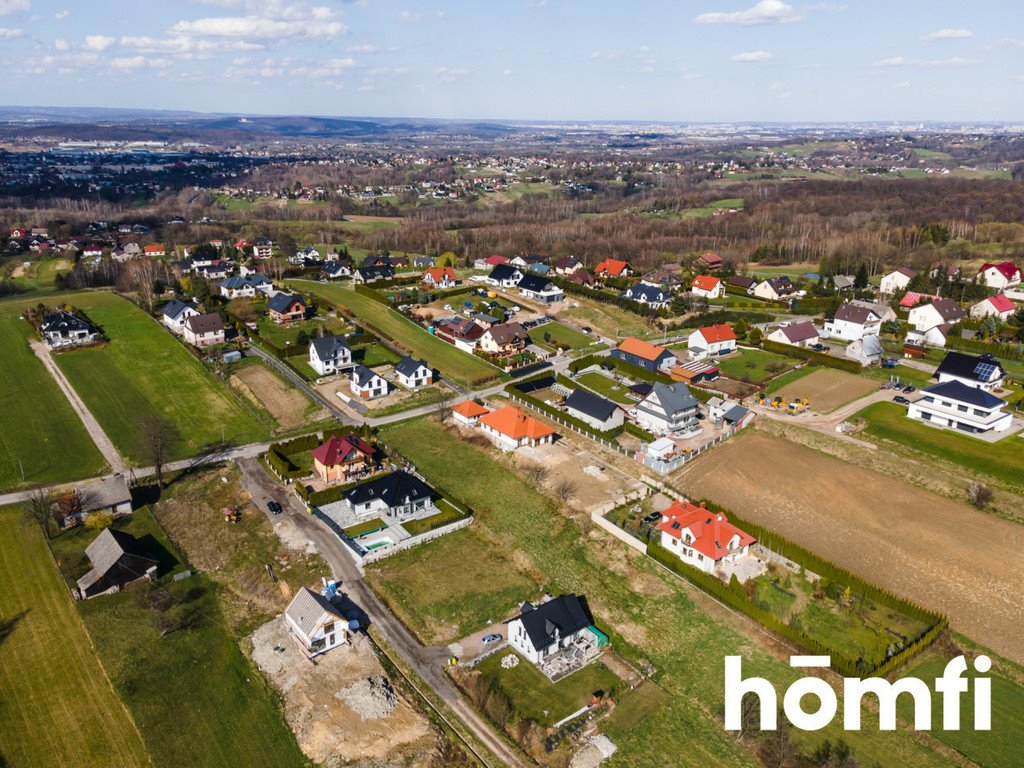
[973,362,997,380]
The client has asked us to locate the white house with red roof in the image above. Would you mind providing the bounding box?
[421,266,459,288]
[977,262,1021,291]
[690,275,724,299]
[686,323,737,359]
[593,258,632,278]
[656,500,756,577]
[970,294,1016,321]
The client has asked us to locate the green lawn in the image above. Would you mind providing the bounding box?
[476,651,622,726]
[354,342,401,367]
[764,364,818,394]
[575,371,635,404]
[856,401,1024,487]
[255,314,349,348]
[53,295,269,463]
[375,418,958,768]
[560,297,659,341]
[715,348,797,384]
[288,280,499,387]
[0,507,149,768]
[527,322,595,351]
[0,316,107,491]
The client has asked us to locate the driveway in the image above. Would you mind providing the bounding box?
[448,621,509,663]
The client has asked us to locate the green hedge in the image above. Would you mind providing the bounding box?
[266,448,307,480]
[944,335,1023,362]
[549,276,663,318]
[760,339,863,373]
[297,477,363,507]
[402,501,471,536]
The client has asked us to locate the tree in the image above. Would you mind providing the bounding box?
[749,327,763,345]
[854,263,869,290]
[190,274,211,305]
[142,416,177,489]
[731,318,748,340]
[967,482,993,509]
[21,485,57,538]
[552,478,577,504]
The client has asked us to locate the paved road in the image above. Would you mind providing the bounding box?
[236,459,527,768]
[30,340,127,474]
[751,388,897,448]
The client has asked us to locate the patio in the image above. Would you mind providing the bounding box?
[538,630,604,682]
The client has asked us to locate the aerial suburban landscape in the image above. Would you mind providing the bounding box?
[1,2,1023,768]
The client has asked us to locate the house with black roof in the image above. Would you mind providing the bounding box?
[352,264,396,284]
[161,298,200,335]
[485,264,524,288]
[563,388,624,431]
[350,364,388,399]
[309,335,352,376]
[40,309,100,348]
[621,282,669,309]
[267,292,307,323]
[907,380,1012,435]
[343,470,436,521]
[934,352,1006,392]
[507,594,606,673]
[517,273,563,303]
[395,356,432,389]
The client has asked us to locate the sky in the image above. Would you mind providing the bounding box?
[0,0,1022,122]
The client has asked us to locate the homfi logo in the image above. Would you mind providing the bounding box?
[724,655,991,731]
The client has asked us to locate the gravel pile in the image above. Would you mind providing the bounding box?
[569,734,617,768]
[336,674,398,720]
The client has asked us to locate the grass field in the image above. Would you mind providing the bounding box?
[0,316,107,491]
[288,279,499,386]
[714,348,797,384]
[52,295,269,463]
[374,418,958,768]
[0,507,149,768]
[230,360,322,433]
[856,401,1024,487]
[575,371,635,404]
[559,297,659,341]
[255,313,350,348]
[763,364,817,393]
[527,321,594,351]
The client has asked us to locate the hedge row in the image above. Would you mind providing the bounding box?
[944,334,1024,363]
[298,477,363,507]
[507,378,626,441]
[266,448,308,480]
[549,276,663,318]
[402,502,471,536]
[759,339,864,373]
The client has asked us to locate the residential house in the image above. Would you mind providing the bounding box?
[395,356,432,389]
[486,264,524,288]
[471,312,502,329]
[727,275,757,294]
[525,262,551,276]
[284,588,348,658]
[832,275,856,292]
[767,321,820,348]
[753,276,797,301]
[195,261,231,281]
[309,335,352,376]
[507,594,597,666]
[343,470,436,521]
[311,434,377,482]
[555,257,582,275]
[143,244,165,257]
[434,317,485,351]
[183,313,226,348]
[321,260,352,280]
[479,406,556,451]
[687,324,737,359]
[267,293,307,323]
[908,298,965,332]
[161,298,199,335]
[970,294,1016,321]
[930,263,961,282]
[879,267,917,295]
[899,291,940,309]
[220,274,272,299]
[849,298,897,323]
[611,337,676,371]
[76,528,158,600]
[353,265,396,284]
[480,322,529,356]
[907,381,1012,435]
[563,388,624,432]
[845,334,884,366]
[696,252,723,271]
[690,275,724,299]
[121,242,142,259]
[253,238,274,258]
[824,302,882,341]
[621,283,669,309]
[421,266,459,288]
[906,324,955,349]
[413,255,436,269]
[518,274,563,303]
[41,310,100,347]
[593,258,632,279]
[633,381,701,435]
[641,268,683,291]
[566,269,597,287]
[977,262,1021,291]
[656,500,756,576]
[451,400,489,426]
[350,365,388,399]
[934,351,1006,392]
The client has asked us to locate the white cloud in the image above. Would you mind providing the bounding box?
[0,25,21,38]
[731,50,774,62]
[893,79,911,88]
[435,66,468,81]
[875,56,905,66]
[877,55,977,68]
[54,9,69,20]
[399,9,444,22]
[171,15,346,39]
[921,28,973,43]
[53,37,68,49]
[694,0,800,26]
[502,68,512,76]
[346,43,378,53]
[110,56,146,71]
[84,35,115,51]
[0,0,30,16]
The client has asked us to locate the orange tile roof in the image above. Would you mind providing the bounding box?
[616,336,669,362]
[656,500,756,561]
[691,275,721,292]
[694,323,736,344]
[453,400,490,418]
[143,244,164,253]
[594,258,629,276]
[479,406,556,441]
[423,266,458,282]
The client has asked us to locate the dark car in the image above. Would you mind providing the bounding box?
[893,395,910,405]
[903,385,915,393]
[642,511,663,524]
[267,500,283,515]
[581,326,592,334]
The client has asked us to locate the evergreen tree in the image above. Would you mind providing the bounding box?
[854,264,869,290]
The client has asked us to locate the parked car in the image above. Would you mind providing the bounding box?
[903,385,915,393]
[893,395,910,404]
[642,511,663,524]
[482,633,502,645]
[267,500,283,515]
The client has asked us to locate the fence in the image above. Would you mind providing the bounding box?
[590,509,648,554]
[360,516,473,564]
[507,393,630,456]
[640,433,728,474]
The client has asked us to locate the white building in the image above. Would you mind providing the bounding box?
[977,262,1021,291]
[934,352,1006,392]
[161,299,200,335]
[824,302,881,341]
[284,588,348,658]
[309,336,352,376]
[40,310,100,348]
[970,294,1015,321]
[507,595,597,666]
[633,382,700,435]
[183,313,225,348]
[517,274,564,303]
[879,267,917,295]
[906,381,1012,435]
[753,276,796,301]
[563,388,624,432]
[767,321,820,348]
[395,356,432,389]
[687,324,737,359]
[690,275,723,299]
[350,365,388,399]
[908,298,965,332]
[342,470,435,521]
[622,283,669,309]
[656,500,756,576]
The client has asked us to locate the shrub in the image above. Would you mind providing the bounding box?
[85,511,113,530]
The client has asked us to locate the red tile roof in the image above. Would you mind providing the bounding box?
[694,323,736,344]
[980,262,1020,280]
[422,266,458,283]
[691,275,721,292]
[479,406,556,441]
[656,500,756,561]
[311,435,376,467]
[986,294,1015,312]
[616,336,670,362]
[485,255,509,265]
[899,291,939,308]
[594,258,630,276]
[452,400,490,418]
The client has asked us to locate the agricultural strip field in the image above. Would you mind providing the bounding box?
[373,417,958,768]
[0,507,148,768]
[856,401,1024,487]
[230,360,325,433]
[0,315,107,491]
[289,279,499,386]
[52,295,269,463]
[672,430,1024,663]
[773,368,877,413]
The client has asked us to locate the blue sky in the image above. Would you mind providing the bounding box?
[0,0,1021,122]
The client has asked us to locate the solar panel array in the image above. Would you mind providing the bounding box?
[973,362,998,380]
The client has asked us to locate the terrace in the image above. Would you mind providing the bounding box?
[538,628,607,683]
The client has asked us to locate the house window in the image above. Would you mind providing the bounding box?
[323,621,335,634]
[957,405,968,413]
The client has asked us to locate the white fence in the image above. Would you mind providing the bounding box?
[589,488,651,554]
[359,516,473,565]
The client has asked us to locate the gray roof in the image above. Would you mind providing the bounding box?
[860,334,884,356]
[351,364,381,386]
[516,594,593,652]
[162,298,198,320]
[267,292,306,314]
[516,273,553,293]
[77,528,156,592]
[285,587,344,638]
[395,356,429,377]
[723,405,749,423]
[935,352,1005,383]
[648,381,699,414]
[310,335,349,359]
[834,302,878,325]
[344,470,435,509]
[928,298,966,322]
[778,321,819,343]
[925,380,1005,408]
[41,310,96,334]
[77,474,132,513]
[623,283,665,302]
[565,388,619,423]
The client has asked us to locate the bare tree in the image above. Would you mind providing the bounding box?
[524,463,549,485]
[142,416,177,489]
[21,485,57,538]
[967,482,994,509]
[552,478,577,504]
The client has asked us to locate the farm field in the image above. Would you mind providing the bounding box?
[714,348,796,385]
[0,315,107,491]
[0,506,148,768]
[643,197,744,219]
[673,430,1024,663]
[558,296,659,340]
[527,321,594,351]
[52,295,269,463]
[375,418,957,768]
[574,371,635,404]
[856,401,1024,487]
[774,367,877,412]
[289,279,499,386]
[6,257,70,291]
[229,360,325,433]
